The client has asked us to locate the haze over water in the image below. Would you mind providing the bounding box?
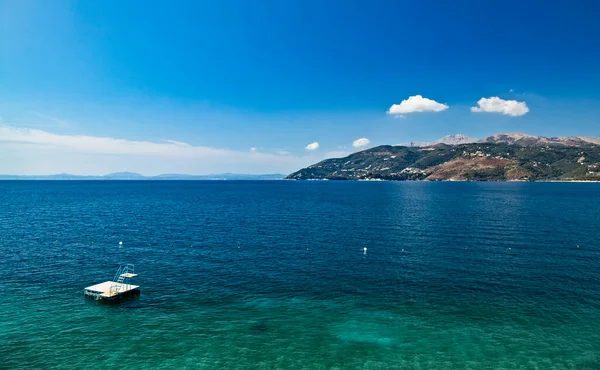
[1,181,599,369]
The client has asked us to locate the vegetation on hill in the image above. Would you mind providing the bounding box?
[286,143,600,181]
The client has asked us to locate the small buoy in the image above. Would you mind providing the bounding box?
[508,248,512,251]
[148,243,150,246]
[402,249,404,252]
[306,248,309,250]
[577,245,580,248]
[55,240,58,242]
[119,241,123,246]
[92,242,94,244]
[190,245,193,248]
[238,246,240,248]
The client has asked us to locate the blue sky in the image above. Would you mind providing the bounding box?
[1,0,600,175]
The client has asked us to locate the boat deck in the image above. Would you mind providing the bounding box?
[84,281,140,299]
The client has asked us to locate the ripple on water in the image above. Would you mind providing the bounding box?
[1,181,600,369]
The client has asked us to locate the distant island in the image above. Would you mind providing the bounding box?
[0,172,285,181]
[287,133,600,181]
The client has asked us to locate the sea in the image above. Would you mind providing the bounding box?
[1,181,599,369]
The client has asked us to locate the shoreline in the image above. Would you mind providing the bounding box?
[289,178,600,183]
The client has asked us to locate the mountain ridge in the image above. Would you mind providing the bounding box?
[287,133,600,181]
[478,133,600,147]
[398,134,478,147]
[397,133,600,148]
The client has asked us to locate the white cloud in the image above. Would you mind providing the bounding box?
[163,139,191,146]
[0,125,322,175]
[470,97,529,116]
[352,138,370,148]
[305,142,319,150]
[387,95,449,115]
[0,125,229,157]
[250,147,257,152]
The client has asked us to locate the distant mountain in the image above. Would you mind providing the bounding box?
[436,134,479,145]
[398,134,478,147]
[397,133,600,148]
[0,172,286,180]
[286,140,600,181]
[153,173,285,180]
[102,172,147,180]
[479,133,600,147]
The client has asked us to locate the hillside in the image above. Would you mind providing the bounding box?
[286,141,600,181]
[478,133,600,147]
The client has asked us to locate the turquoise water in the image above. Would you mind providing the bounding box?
[1,181,599,369]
